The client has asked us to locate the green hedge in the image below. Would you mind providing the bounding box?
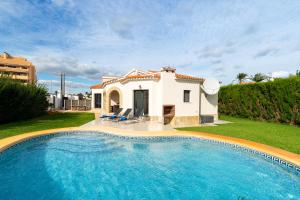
[0,77,48,124]
[219,77,300,125]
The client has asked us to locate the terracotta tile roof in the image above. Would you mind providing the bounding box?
[90,83,104,89]
[175,73,204,81]
[120,73,160,83]
[90,69,204,89]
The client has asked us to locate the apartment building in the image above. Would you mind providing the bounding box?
[0,52,36,84]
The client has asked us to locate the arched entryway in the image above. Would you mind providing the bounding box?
[105,87,122,113]
[109,90,120,112]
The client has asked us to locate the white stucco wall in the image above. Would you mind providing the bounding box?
[160,71,200,116]
[104,80,160,116]
[200,91,218,119]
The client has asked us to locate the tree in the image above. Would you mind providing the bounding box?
[296,70,300,76]
[251,73,268,82]
[236,73,248,84]
[0,77,48,123]
[78,93,84,100]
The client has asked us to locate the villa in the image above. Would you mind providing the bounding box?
[90,67,218,126]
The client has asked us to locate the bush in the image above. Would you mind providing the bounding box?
[0,77,48,124]
[219,77,300,125]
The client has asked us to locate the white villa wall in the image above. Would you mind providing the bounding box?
[103,72,201,117]
[103,80,160,116]
[160,71,200,117]
[200,92,218,120]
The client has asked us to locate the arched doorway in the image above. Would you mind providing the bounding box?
[109,90,120,112]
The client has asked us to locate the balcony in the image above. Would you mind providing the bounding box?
[12,75,29,81]
[0,66,28,73]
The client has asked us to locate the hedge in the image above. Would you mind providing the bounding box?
[0,77,48,124]
[219,77,300,125]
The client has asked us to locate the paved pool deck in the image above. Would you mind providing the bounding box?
[0,125,300,168]
[81,119,174,131]
[81,118,231,131]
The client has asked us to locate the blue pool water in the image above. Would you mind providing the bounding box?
[0,132,299,200]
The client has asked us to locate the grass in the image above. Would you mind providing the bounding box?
[0,112,95,139]
[177,115,300,154]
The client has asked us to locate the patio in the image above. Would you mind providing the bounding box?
[81,117,231,132]
[80,118,174,131]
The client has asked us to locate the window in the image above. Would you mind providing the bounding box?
[183,90,190,102]
[94,93,101,108]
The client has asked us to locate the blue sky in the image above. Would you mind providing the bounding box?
[1,0,300,93]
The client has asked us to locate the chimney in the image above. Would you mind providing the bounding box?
[161,66,176,73]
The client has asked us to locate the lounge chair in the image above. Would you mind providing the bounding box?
[123,108,144,123]
[119,108,144,123]
[100,108,122,119]
[113,108,132,121]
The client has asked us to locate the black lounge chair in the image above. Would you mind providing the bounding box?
[122,108,144,123]
[113,108,132,121]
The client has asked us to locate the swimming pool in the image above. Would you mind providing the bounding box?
[0,131,299,199]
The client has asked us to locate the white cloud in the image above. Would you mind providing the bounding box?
[51,0,74,7]
[0,0,29,21]
[197,45,235,60]
[254,47,279,58]
[29,48,123,80]
[38,79,90,94]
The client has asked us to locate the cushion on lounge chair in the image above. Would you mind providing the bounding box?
[112,108,132,122]
[109,115,118,119]
[119,116,128,121]
[100,108,123,118]
[100,115,110,118]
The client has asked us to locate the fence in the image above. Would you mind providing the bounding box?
[64,99,91,111]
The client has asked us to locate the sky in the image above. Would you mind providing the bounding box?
[1,0,300,93]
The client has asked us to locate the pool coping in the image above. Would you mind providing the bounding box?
[0,126,300,168]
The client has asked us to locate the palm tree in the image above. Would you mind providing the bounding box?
[236,73,248,84]
[251,73,267,82]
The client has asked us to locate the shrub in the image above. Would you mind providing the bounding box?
[0,77,48,124]
[219,77,300,125]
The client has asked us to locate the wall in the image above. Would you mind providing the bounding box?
[160,71,200,117]
[200,92,218,120]
[103,80,160,116]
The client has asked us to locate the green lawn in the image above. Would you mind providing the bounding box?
[0,112,95,139]
[177,115,300,154]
